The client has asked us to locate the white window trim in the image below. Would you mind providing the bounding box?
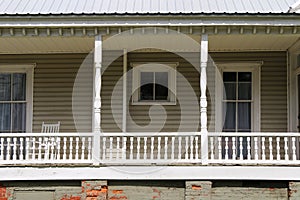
[0,64,35,133]
[215,62,261,132]
[131,62,178,105]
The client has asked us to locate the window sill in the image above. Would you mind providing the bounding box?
[132,101,176,106]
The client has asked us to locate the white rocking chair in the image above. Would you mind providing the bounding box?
[41,121,60,133]
[31,122,60,160]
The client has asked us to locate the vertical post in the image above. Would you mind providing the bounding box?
[93,35,102,165]
[122,49,127,133]
[200,34,208,165]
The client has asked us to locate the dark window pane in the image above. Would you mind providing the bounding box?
[12,103,26,132]
[238,72,251,82]
[224,83,236,100]
[140,72,154,100]
[238,102,251,131]
[0,104,11,132]
[13,73,26,101]
[155,72,168,100]
[223,102,236,131]
[238,83,251,100]
[223,72,236,82]
[0,74,11,101]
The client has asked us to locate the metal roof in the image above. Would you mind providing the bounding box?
[0,0,299,15]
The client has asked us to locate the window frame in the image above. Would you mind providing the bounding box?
[0,64,35,133]
[131,62,178,105]
[215,62,261,132]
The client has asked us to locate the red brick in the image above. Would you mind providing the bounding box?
[86,197,98,200]
[112,190,123,194]
[192,185,202,190]
[86,190,101,197]
[0,198,7,200]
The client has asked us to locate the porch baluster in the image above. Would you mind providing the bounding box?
[157,137,161,160]
[19,138,24,161]
[32,138,36,160]
[164,137,168,160]
[178,137,182,160]
[13,137,17,160]
[269,137,273,160]
[143,137,147,160]
[225,137,229,160]
[151,137,154,160]
[122,137,127,160]
[190,136,194,160]
[6,138,10,160]
[210,137,214,160]
[292,137,296,161]
[102,137,106,160]
[195,136,199,160]
[80,137,84,160]
[247,137,251,160]
[116,137,120,160]
[276,137,280,160]
[262,137,266,160]
[130,137,133,160]
[284,137,289,161]
[239,137,243,160]
[57,137,61,160]
[75,137,79,160]
[185,137,189,160]
[218,137,222,160]
[254,137,258,160]
[69,137,73,160]
[171,137,175,160]
[232,137,236,160]
[63,137,67,160]
[109,137,113,160]
[88,137,92,160]
[44,138,49,160]
[137,137,140,160]
[0,138,4,160]
[25,138,29,160]
[38,138,42,160]
[50,137,55,160]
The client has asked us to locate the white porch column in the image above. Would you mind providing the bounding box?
[93,35,102,164]
[200,34,208,165]
[122,49,127,132]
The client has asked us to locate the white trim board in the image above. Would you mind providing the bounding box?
[2,166,300,181]
[214,62,261,132]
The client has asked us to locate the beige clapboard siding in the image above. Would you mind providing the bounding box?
[210,51,287,132]
[0,53,92,133]
[101,51,124,132]
[0,51,287,134]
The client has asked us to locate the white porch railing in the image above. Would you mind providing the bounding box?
[208,132,300,165]
[1,132,300,165]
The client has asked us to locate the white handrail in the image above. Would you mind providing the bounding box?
[208,132,300,137]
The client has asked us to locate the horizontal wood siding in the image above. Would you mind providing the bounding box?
[0,54,92,132]
[0,51,287,133]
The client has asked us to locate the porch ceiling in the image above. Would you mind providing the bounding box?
[209,35,300,52]
[0,37,94,54]
[0,35,298,54]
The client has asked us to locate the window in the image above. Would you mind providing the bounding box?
[215,63,261,132]
[132,63,177,105]
[0,65,34,133]
[222,72,252,132]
